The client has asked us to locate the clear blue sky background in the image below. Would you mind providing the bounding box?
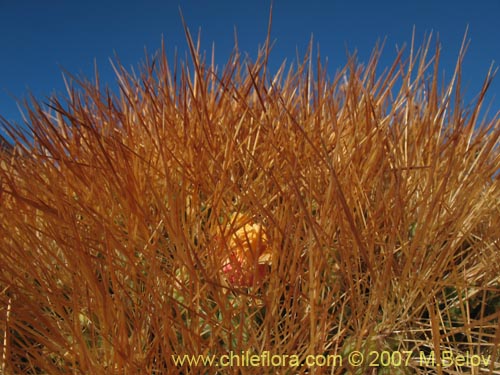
[1,0,499,139]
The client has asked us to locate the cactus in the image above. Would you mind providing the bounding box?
[1,19,499,375]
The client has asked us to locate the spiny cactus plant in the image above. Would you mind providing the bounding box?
[0,23,499,375]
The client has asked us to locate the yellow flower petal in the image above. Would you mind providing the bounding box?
[218,213,272,286]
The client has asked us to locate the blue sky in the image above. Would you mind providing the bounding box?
[1,0,499,138]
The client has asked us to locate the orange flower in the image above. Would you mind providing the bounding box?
[218,213,272,287]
